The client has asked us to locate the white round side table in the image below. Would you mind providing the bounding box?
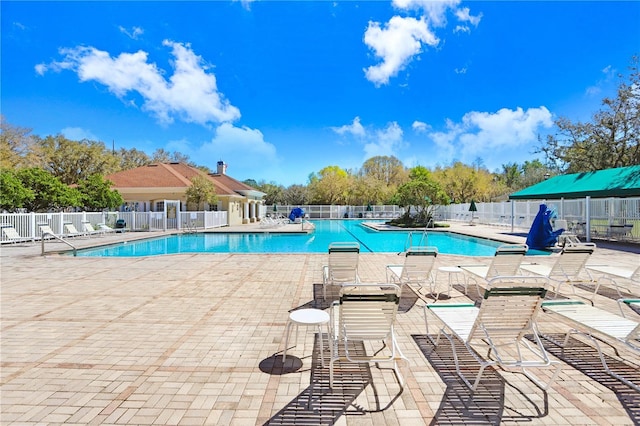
[437,266,466,298]
[282,308,330,367]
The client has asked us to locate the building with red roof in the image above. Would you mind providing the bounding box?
[106,161,265,226]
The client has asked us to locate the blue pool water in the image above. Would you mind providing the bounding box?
[75,220,542,257]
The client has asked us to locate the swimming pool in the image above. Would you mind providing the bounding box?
[75,220,541,257]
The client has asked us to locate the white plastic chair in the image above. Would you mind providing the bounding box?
[520,243,596,298]
[386,246,438,295]
[424,276,560,393]
[322,242,360,301]
[459,244,529,293]
[329,283,406,389]
[542,300,640,391]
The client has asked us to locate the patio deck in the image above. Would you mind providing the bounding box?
[1,223,639,425]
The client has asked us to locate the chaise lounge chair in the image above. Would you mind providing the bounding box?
[585,264,640,299]
[82,221,104,237]
[542,300,640,391]
[385,246,438,295]
[459,243,529,294]
[329,283,406,389]
[520,243,596,299]
[98,223,116,234]
[322,242,360,301]
[64,222,85,237]
[38,223,60,239]
[1,224,32,244]
[424,276,560,393]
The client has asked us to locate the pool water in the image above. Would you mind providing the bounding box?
[75,220,544,257]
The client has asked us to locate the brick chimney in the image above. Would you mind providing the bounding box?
[216,160,227,175]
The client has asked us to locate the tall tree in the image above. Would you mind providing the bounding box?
[539,55,640,172]
[16,168,80,212]
[282,184,310,205]
[0,169,35,211]
[36,135,119,184]
[308,166,352,204]
[0,116,39,169]
[185,175,218,210]
[76,174,124,211]
[116,147,151,171]
[392,166,449,224]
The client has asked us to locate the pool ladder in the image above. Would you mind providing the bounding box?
[402,228,429,253]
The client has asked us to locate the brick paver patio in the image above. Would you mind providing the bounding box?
[1,224,639,425]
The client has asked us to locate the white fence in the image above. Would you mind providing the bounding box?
[0,210,228,243]
[440,197,640,242]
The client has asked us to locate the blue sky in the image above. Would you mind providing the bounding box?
[2,1,639,186]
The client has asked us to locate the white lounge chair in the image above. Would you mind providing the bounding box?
[385,246,438,295]
[82,222,104,237]
[424,276,560,392]
[542,300,640,391]
[98,223,116,234]
[1,224,32,244]
[585,264,640,299]
[64,223,85,237]
[329,283,406,389]
[322,242,360,301]
[617,298,640,318]
[520,243,596,299]
[38,223,60,239]
[459,243,529,294]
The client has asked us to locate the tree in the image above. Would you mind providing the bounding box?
[36,135,119,184]
[116,147,151,171]
[433,162,486,203]
[0,169,34,211]
[539,55,640,172]
[252,181,284,205]
[360,155,407,185]
[76,174,123,211]
[282,184,310,205]
[16,168,80,212]
[501,162,521,189]
[392,166,449,225]
[0,116,39,169]
[307,166,352,204]
[185,175,218,211]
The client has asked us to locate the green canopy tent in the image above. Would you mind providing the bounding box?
[508,165,640,241]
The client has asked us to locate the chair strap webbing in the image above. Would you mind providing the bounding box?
[341,294,399,304]
[483,287,547,299]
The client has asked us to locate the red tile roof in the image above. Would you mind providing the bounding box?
[106,163,259,197]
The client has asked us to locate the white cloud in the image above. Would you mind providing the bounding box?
[195,123,278,170]
[426,106,553,164]
[36,40,240,126]
[585,64,616,96]
[364,0,481,85]
[119,25,144,40]
[392,0,460,27]
[454,66,467,74]
[455,7,482,26]
[61,127,99,141]
[412,120,430,132]
[233,0,254,11]
[363,16,438,86]
[331,116,366,137]
[364,121,405,158]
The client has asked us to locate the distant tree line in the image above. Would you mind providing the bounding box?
[1,56,637,214]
